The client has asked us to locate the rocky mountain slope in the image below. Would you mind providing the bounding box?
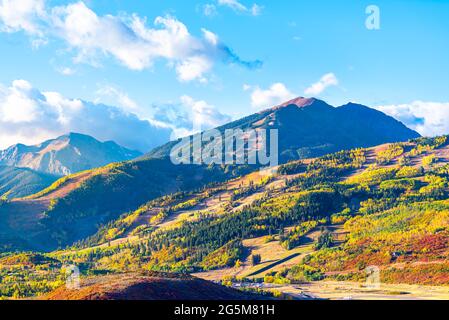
[0,133,142,176]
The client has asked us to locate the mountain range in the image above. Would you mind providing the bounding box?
[0,132,142,176]
[0,133,142,199]
[0,97,420,251]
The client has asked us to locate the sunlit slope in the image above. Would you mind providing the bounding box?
[60,136,449,287]
[3,136,449,299]
[0,97,419,252]
[147,97,420,163]
[0,158,249,251]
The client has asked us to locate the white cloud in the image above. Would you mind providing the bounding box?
[250,4,263,16]
[0,80,171,151]
[202,28,219,46]
[0,1,261,82]
[217,0,262,16]
[57,66,76,76]
[304,73,339,96]
[175,55,213,83]
[31,37,48,49]
[153,95,232,139]
[0,0,46,35]
[95,85,140,113]
[219,0,247,12]
[374,101,449,137]
[0,80,43,123]
[247,83,296,109]
[0,79,233,151]
[180,95,231,130]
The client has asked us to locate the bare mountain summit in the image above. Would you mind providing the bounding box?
[0,133,142,176]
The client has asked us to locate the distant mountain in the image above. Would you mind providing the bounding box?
[0,133,142,176]
[0,165,57,199]
[148,97,420,162]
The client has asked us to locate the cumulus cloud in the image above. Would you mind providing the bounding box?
[175,55,213,83]
[180,95,232,130]
[0,0,46,35]
[95,85,140,114]
[0,80,171,152]
[374,101,449,137]
[247,83,296,109]
[217,0,262,16]
[154,95,232,139]
[304,73,339,96]
[0,1,261,82]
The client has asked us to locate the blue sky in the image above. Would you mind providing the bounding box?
[0,0,448,151]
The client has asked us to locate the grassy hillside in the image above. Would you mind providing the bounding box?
[63,136,449,284]
[0,99,420,253]
[1,135,449,299]
[44,272,264,300]
[0,158,252,252]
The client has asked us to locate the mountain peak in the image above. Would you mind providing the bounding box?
[338,102,370,110]
[266,97,334,114]
[0,133,142,176]
[274,97,317,109]
[66,132,88,138]
[62,132,95,141]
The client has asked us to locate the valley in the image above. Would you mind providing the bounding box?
[0,165,58,199]
[230,281,449,300]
